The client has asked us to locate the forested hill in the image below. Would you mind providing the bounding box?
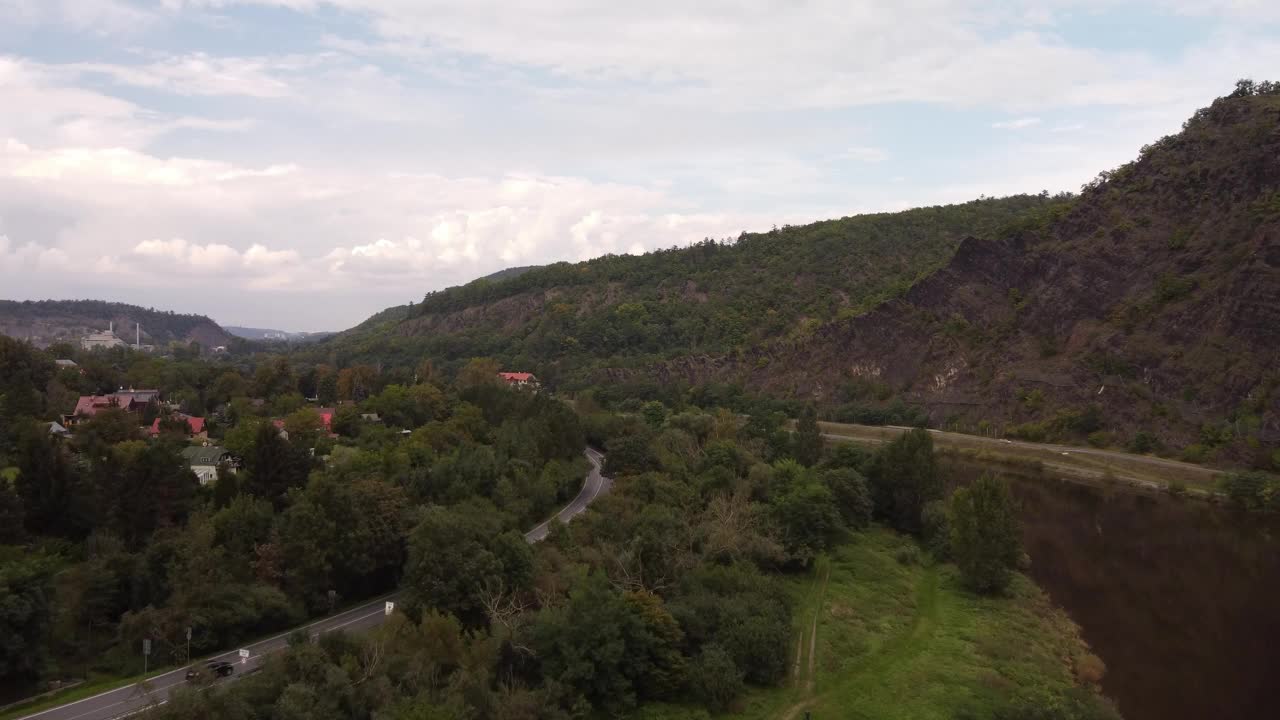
[320,193,1061,368]
[638,84,1280,462]
[0,299,234,349]
[317,84,1280,468]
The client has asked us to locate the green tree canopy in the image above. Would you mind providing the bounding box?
[949,474,1022,594]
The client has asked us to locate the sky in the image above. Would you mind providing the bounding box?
[1,1,1278,331]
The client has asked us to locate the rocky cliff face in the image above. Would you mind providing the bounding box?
[640,91,1280,456]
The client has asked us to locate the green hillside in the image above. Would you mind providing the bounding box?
[319,194,1062,374]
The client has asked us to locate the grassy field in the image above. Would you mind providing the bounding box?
[633,529,1112,720]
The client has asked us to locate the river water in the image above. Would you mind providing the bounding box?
[943,459,1280,720]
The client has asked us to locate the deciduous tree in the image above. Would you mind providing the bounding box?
[949,474,1021,594]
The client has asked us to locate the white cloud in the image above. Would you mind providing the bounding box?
[179,1,1280,114]
[831,146,889,163]
[1,0,155,36]
[68,53,302,98]
[4,1,1280,329]
[0,234,70,272]
[993,117,1042,130]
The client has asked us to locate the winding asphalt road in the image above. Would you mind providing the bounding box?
[16,448,611,720]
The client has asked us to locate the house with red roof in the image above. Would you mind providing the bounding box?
[498,372,539,389]
[150,413,207,441]
[64,389,161,427]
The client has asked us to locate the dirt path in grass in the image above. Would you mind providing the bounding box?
[779,563,939,719]
[781,560,831,720]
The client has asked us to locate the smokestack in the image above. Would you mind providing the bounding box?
[136,323,140,346]
[109,321,113,333]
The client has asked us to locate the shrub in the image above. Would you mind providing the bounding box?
[821,467,873,529]
[920,499,950,559]
[689,644,744,713]
[1086,431,1112,448]
[1075,652,1107,685]
[1007,422,1048,442]
[1220,472,1279,512]
[1179,444,1211,464]
[1128,431,1160,454]
[1021,389,1045,411]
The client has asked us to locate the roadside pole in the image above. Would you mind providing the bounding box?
[142,638,150,674]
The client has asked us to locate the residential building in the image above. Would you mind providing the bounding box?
[48,421,71,439]
[149,413,208,441]
[498,372,539,389]
[65,389,161,426]
[181,446,233,485]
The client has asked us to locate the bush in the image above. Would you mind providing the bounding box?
[1128,431,1160,454]
[1086,431,1112,448]
[688,644,744,713]
[1220,472,1279,513]
[1179,444,1211,464]
[920,499,950,559]
[1007,422,1048,442]
[821,467,872,529]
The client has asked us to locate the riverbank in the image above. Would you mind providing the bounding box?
[632,529,1113,719]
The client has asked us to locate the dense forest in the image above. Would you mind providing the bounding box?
[0,339,1122,719]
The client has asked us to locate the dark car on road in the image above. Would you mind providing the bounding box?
[185,660,234,681]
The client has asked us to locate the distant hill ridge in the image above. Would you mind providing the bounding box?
[224,326,334,342]
[0,299,234,349]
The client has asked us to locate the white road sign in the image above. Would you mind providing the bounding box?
[384,601,395,615]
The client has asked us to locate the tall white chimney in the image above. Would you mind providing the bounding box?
[109,321,113,333]
[136,323,140,346]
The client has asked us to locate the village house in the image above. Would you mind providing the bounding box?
[64,389,161,426]
[181,446,234,485]
[498,372,539,389]
[149,412,208,441]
